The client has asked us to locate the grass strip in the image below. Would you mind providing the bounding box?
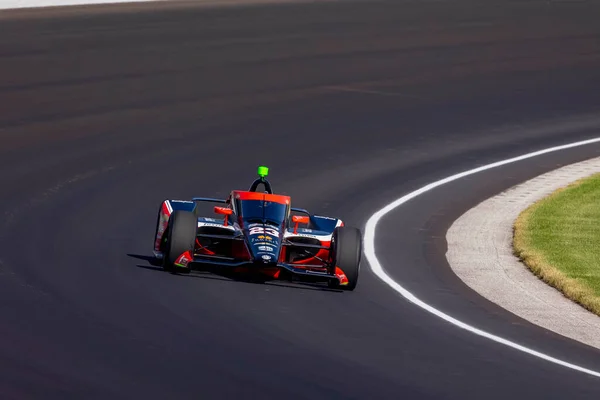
[513,172,600,316]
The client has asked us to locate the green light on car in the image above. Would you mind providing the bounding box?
[257,165,269,178]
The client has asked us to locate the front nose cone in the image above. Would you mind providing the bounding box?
[249,241,279,264]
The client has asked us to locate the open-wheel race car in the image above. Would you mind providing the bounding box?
[153,166,362,290]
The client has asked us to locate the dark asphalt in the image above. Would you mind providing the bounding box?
[2,1,600,398]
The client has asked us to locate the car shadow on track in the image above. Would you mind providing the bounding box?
[126,253,344,293]
[128,253,162,266]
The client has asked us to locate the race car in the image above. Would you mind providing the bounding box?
[152,166,362,290]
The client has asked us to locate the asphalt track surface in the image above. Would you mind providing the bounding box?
[2,1,600,398]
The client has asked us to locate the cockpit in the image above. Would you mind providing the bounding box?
[236,199,288,226]
[228,165,291,227]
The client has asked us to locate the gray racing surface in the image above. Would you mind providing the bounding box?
[1,1,600,398]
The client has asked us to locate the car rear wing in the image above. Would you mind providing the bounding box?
[291,207,310,215]
[192,197,227,204]
[290,207,342,233]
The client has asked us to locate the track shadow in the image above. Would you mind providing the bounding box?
[127,253,343,293]
[127,253,161,266]
[134,264,164,272]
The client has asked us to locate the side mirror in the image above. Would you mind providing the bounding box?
[292,215,310,234]
[214,206,233,226]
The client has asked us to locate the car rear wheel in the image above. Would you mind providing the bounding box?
[163,210,197,274]
[328,226,362,290]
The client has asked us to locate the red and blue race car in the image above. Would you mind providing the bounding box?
[153,166,362,290]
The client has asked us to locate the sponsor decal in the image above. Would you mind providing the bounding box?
[258,246,274,252]
[316,215,337,220]
[295,233,318,238]
[251,235,275,244]
[198,222,229,228]
[256,235,274,241]
[261,255,272,261]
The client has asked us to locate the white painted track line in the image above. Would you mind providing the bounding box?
[0,0,162,9]
[364,137,600,378]
[0,0,335,10]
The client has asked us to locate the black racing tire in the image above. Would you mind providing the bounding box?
[328,226,362,290]
[163,210,197,274]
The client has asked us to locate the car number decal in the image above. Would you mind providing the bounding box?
[249,226,279,236]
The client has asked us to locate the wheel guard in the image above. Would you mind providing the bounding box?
[334,266,349,286]
[174,251,193,268]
